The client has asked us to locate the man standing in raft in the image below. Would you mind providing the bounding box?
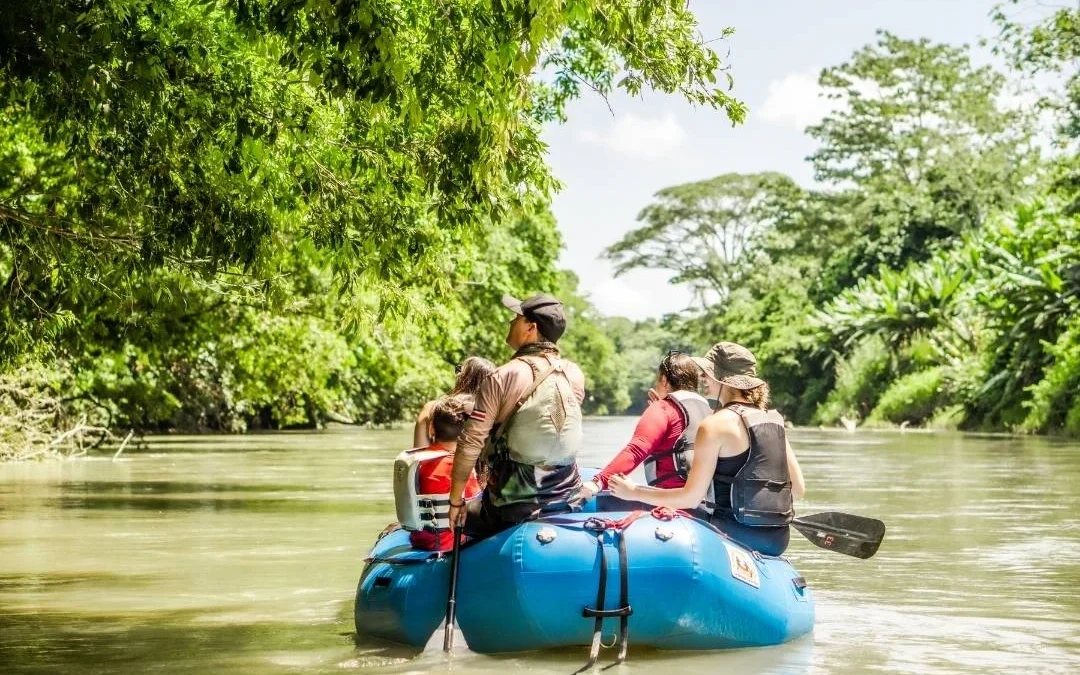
[610,343,805,556]
[446,293,586,538]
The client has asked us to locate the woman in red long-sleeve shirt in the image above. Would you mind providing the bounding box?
[579,353,712,502]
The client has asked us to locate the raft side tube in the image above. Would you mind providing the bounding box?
[353,529,449,647]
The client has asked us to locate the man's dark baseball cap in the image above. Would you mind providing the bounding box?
[501,293,567,343]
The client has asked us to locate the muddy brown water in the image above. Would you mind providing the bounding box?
[1,419,1078,674]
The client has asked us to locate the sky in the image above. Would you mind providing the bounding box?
[542,0,1025,320]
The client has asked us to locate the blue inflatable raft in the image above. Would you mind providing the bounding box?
[354,499,814,653]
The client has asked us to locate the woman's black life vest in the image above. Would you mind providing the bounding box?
[642,390,712,486]
[712,402,794,528]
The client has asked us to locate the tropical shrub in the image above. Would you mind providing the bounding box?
[1021,316,1080,434]
[868,366,952,425]
[968,203,1080,428]
[813,336,893,425]
[813,251,976,359]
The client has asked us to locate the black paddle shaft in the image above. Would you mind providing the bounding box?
[791,511,886,559]
[443,524,463,651]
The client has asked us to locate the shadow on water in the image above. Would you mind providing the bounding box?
[0,605,360,675]
[40,495,385,515]
[347,633,424,659]
[338,634,815,675]
[10,481,390,516]
[59,481,342,495]
[116,429,404,454]
[0,572,157,593]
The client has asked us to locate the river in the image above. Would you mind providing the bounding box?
[1,419,1078,675]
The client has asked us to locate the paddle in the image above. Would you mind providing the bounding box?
[442,524,464,651]
[791,511,885,559]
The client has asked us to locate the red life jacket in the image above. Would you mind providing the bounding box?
[403,446,481,551]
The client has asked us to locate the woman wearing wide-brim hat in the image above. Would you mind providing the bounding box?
[610,342,806,556]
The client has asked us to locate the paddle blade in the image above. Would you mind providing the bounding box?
[791,511,886,559]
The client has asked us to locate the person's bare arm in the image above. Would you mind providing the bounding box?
[610,414,734,509]
[412,400,435,448]
[786,438,805,499]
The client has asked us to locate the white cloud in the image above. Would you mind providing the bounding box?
[585,272,695,320]
[577,112,687,159]
[759,68,836,131]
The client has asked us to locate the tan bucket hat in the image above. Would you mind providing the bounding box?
[703,342,765,390]
[689,356,715,378]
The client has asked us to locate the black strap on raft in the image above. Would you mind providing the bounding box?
[573,517,635,674]
[603,529,631,670]
[574,528,607,675]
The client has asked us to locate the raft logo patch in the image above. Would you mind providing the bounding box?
[723,542,760,589]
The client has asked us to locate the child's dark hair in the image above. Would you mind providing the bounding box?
[431,395,470,443]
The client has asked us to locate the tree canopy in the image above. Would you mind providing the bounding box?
[0,1,747,453]
[0,0,745,359]
[808,31,1039,281]
[603,172,799,307]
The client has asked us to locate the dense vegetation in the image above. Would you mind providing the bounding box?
[2,2,1076,459]
[0,0,743,457]
[608,7,1080,435]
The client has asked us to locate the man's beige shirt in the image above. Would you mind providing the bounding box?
[451,353,585,484]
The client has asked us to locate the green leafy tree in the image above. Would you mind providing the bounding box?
[696,267,830,421]
[0,1,753,443]
[555,273,631,415]
[808,31,1038,280]
[602,315,690,414]
[0,0,746,362]
[603,172,800,307]
[994,2,1080,212]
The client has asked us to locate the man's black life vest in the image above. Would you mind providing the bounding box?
[712,403,794,528]
[643,390,712,486]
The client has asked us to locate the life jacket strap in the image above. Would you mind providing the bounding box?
[415,492,478,532]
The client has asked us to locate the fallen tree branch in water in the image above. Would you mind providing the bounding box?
[112,430,135,461]
[0,363,119,462]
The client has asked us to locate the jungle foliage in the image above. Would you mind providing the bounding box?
[0,0,743,455]
[607,12,1079,435]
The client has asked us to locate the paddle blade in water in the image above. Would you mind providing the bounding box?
[791,511,886,559]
